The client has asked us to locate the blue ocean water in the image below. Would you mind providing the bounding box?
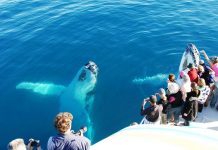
[1,0,218,148]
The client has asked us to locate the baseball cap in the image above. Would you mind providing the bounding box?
[159,88,166,95]
[149,95,157,104]
[187,63,194,68]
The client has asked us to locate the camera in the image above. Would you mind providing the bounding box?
[78,126,87,135]
[72,126,87,136]
[29,138,40,147]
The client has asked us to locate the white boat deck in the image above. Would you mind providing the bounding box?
[190,106,218,130]
[91,106,218,150]
[91,44,218,150]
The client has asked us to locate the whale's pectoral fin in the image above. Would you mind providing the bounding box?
[16,82,66,96]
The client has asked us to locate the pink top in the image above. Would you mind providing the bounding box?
[212,63,218,77]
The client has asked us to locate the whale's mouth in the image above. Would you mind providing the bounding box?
[85,61,98,75]
[78,61,98,81]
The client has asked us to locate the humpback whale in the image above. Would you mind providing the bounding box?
[178,43,200,73]
[177,43,200,84]
[16,61,98,139]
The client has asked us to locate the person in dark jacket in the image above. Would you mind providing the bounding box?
[140,95,163,124]
[167,90,184,125]
[157,88,170,124]
[182,82,200,126]
[198,60,214,86]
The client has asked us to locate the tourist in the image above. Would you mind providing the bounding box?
[201,50,218,82]
[7,139,26,150]
[140,95,163,124]
[167,74,180,95]
[156,88,170,124]
[47,112,90,150]
[198,60,214,86]
[187,63,199,83]
[167,74,183,125]
[197,78,210,112]
[182,82,200,126]
[179,71,191,101]
[210,85,218,109]
[201,50,218,107]
[7,138,41,150]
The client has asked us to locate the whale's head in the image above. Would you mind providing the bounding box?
[78,61,98,82]
[179,43,200,72]
[69,61,99,99]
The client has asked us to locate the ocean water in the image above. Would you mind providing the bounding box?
[1,0,218,149]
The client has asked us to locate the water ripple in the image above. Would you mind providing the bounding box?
[1,0,218,148]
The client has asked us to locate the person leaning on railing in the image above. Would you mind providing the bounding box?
[140,95,163,124]
[201,50,218,83]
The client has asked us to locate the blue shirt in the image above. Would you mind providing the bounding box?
[47,132,90,150]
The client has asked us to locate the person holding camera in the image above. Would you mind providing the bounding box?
[7,138,41,150]
[140,95,163,124]
[47,112,90,150]
[27,138,41,150]
[156,88,170,124]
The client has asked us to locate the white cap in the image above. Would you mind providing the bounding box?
[199,59,204,65]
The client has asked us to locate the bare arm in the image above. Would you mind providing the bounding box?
[140,98,149,115]
[27,139,41,150]
[27,143,33,150]
[181,87,187,101]
[201,50,213,68]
